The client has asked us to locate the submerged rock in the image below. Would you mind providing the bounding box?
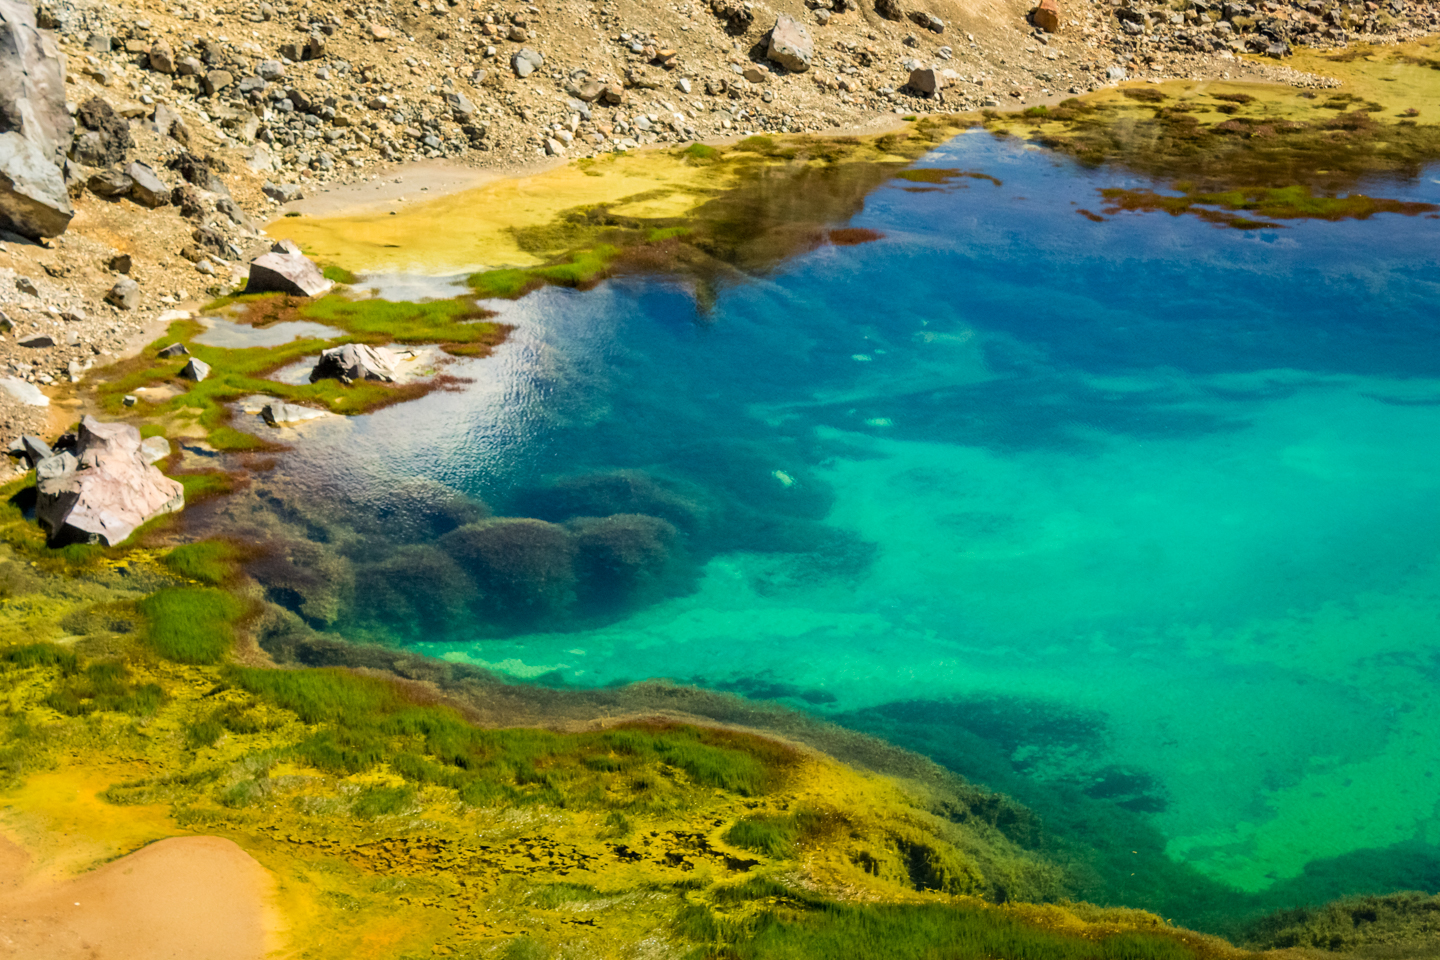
[310,343,397,384]
[35,416,184,545]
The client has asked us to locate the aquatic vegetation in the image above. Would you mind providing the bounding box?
[1244,890,1440,954]
[1097,185,1437,229]
[162,540,241,585]
[518,471,713,537]
[567,513,685,611]
[439,519,578,627]
[137,586,245,664]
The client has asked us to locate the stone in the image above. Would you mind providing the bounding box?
[203,69,234,97]
[0,377,46,405]
[108,252,131,273]
[34,415,185,546]
[575,79,605,102]
[0,0,74,164]
[908,10,944,32]
[87,166,132,198]
[310,343,398,384]
[19,433,50,463]
[157,342,189,358]
[0,131,71,238]
[304,35,325,59]
[71,97,132,167]
[443,90,476,118]
[260,401,328,426]
[139,436,170,463]
[148,39,174,72]
[176,57,202,77]
[258,59,285,81]
[1032,0,1060,33]
[767,15,813,72]
[105,276,139,309]
[16,334,51,349]
[245,247,333,297]
[368,23,391,40]
[544,136,564,156]
[511,47,543,77]
[908,66,942,96]
[279,41,303,61]
[875,0,904,20]
[179,357,210,381]
[262,180,303,203]
[125,161,170,207]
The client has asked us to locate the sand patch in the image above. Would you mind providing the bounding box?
[0,835,279,960]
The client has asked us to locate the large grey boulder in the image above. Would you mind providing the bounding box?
[35,416,185,546]
[245,244,333,297]
[0,131,71,238]
[0,0,73,165]
[125,160,171,207]
[767,15,813,72]
[310,343,398,384]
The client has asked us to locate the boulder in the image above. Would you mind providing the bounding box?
[0,131,72,238]
[125,160,171,207]
[767,15,813,72]
[202,68,233,97]
[87,166,132,197]
[148,39,174,73]
[262,180,303,203]
[511,47,543,77]
[310,343,398,384]
[105,276,139,309]
[875,0,904,20]
[1033,0,1060,32]
[245,245,333,297]
[257,59,285,81]
[261,401,329,426]
[0,376,46,406]
[157,342,189,358]
[179,357,210,381]
[19,433,50,463]
[0,0,74,164]
[70,96,131,167]
[16,333,52,347]
[443,90,476,118]
[908,66,942,96]
[34,416,184,545]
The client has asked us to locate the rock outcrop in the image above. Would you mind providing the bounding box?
[0,131,71,238]
[310,343,397,384]
[0,0,72,165]
[35,416,185,546]
[1032,0,1060,33]
[245,240,333,297]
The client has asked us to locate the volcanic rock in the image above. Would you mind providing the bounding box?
[0,0,74,164]
[310,343,398,384]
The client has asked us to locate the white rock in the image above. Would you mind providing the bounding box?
[0,376,47,406]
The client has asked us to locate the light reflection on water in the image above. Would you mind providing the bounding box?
[219,130,1440,928]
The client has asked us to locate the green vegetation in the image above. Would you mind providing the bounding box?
[226,665,794,807]
[678,882,1229,960]
[44,661,165,717]
[723,811,821,859]
[322,264,361,284]
[1244,891,1440,954]
[1098,184,1437,228]
[682,142,722,162]
[162,541,240,585]
[138,587,245,664]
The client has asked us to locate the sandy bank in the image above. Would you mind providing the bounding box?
[0,835,280,960]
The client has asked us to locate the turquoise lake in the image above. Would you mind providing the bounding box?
[242,129,1440,932]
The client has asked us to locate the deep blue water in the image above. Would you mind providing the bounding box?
[258,130,1440,926]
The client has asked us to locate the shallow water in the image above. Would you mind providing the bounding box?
[244,130,1440,928]
[193,316,344,348]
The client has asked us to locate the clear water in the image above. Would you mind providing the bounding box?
[248,130,1440,929]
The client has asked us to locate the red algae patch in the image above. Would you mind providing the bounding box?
[0,835,279,960]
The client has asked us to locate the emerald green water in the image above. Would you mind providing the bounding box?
[245,130,1440,929]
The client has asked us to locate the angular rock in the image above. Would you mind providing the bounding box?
[875,0,904,21]
[767,15,813,72]
[511,47,543,78]
[179,357,210,381]
[908,66,942,96]
[261,401,329,426]
[35,415,184,546]
[148,39,174,73]
[310,343,397,384]
[108,252,131,273]
[125,161,170,207]
[908,10,944,32]
[0,376,46,406]
[0,0,74,164]
[575,79,605,102]
[1033,0,1060,33]
[87,166,132,198]
[19,433,51,463]
[246,246,333,298]
[0,131,71,238]
[157,342,189,358]
[105,276,139,309]
[202,69,234,97]
[257,59,285,81]
[16,333,51,347]
[262,180,303,203]
[443,90,476,118]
